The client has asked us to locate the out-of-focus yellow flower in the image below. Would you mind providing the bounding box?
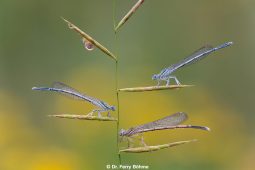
[0,91,82,170]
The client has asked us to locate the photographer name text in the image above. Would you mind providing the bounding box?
[106,164,149,170]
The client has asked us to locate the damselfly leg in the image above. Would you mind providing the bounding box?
[166,76,181,86]
[157,80,160,86]
[86,109,109,117]
[107,112,111,117]
[127,137,134,148]
[137,134,147,147]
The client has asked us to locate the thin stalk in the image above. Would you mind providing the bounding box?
[62,18,117,61]
[119,85,194,92]
[112,0,116,30]
[115,0,145,31]
[116,61,121,164]
[119,140,197,153]
[113,0,122,165]
[48,114,117,121]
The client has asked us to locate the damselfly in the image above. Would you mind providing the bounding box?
[119,112,210,147]
[152,42,233,86]
[32,82,115,117]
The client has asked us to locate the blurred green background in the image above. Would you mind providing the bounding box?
[1,0,255,169]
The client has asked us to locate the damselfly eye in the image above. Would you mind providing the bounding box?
[82,38,94,51]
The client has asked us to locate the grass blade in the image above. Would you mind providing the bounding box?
[62,17,117,61]
[115,0,145,31]
[119,140,197,153]
[118,85,193,92]
[48,114,117,121]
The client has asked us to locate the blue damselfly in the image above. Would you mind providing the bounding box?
[119,112,210,147]
[152,42,233,86]
[32,82,115,117]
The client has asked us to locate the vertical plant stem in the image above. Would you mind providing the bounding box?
[116,60,121,164]
[113,0,122,165]
[112,0,116,30]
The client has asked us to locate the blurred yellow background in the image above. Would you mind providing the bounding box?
[1,0,255,169]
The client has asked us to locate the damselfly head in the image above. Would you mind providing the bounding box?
[152,74,158,80]
[110,106,116,111]
[82,38,94,51]
[119,129,126,136]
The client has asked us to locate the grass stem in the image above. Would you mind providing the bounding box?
[113,0,122,164]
